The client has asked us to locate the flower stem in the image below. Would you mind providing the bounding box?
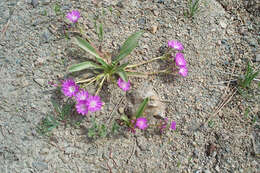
[95,75,107,95]
[76,77,96,84]
[126,55,167,69]
[125,67,171,75]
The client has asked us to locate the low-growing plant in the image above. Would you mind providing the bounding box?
[118,98,176,133]
[238,62,259,95]
[184,0,201,19]
[36,100,81,136]
[36,115,60,136]
[68,30,144,95]
[45,10,190,137]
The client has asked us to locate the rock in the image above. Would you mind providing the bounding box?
[116,1,124,8]
[41,29,52,43]
[125,84,166,118]
[252,131,260,156]
[31,0,39,8]
[138,18,146,26]
[203,170,211,173]
[157,0,165,3]
[32,161,48,171]
[150,25,158,34]
[194,170,202,173]
[34,57,45,66]
[33,78,45,87]
[118,107,124,114]
[215,165,220,172]
[219,20,227,28]
[143,33,149,38]
[152,10,159,16]
[41,0,51,5]
[255,54,260,62]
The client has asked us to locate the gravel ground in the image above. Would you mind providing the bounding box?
[0,0,259,172]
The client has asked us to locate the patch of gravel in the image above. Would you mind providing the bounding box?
[0,0,259,172]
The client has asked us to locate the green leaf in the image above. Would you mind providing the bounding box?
[87,129,96,138]
[116,62,129,72]
[98,23,104,41]
[69,61,103,72]
[74,36,109,68]
[112,122,120,133]
[51,100,62,115]
[117,70,128,82]
[135,98,149,118]
[113,31,144,64]
[120,115,130,126]
[98,124,107,137]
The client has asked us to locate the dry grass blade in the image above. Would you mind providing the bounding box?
[206,87,237,125]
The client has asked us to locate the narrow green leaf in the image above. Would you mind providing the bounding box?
[120,115,130,126]
[135,98,149,118]
[112,122,120,133]
[116,62,129,72]
[98,23,104,41]
[69,61,103,72]
[113,31,144,64]
[117,70,128,82]
[74,36,109,68]
[51,100,61,115]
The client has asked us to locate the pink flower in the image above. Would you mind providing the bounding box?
[170,121,176,130]
[135,117,148,130]
[62,79,79,98]
[175,52,186,67]
[168,40,184,50]
[117,78,130,91]
[66,10,80,23]
[76,101,88,115]
[86,95,102,112]
[76,90,89,103]
[178,66,188,77]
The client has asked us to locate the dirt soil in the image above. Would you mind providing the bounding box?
[0,0,259,172]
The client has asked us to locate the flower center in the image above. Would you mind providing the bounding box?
[80,95,86,100]
[90,100,97,108]
[80,104,87,111]
[122,82,127,89]
[69,86,75,93]
[71,15,77,21]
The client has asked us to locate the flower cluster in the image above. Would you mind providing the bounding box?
[62,79,102,115]
[66,10,80,23]
[168,40,188,77]
[117,78,131,91]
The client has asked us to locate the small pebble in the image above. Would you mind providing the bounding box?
[203,170,211,173]
[219,20,227,28]
[255,54,260,62]
[152,10,159,16]
[42,0,51,5]
[118,107,124,114]
[150,25,158,34]
[31,0,39,8]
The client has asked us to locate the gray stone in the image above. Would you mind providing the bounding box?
[203,170,211,173]
[118,107,124,114]
[138,18,146,26]
[41,29,52,43]
[219,20,227,28]
[32,161,48,171]
[31,0,39,8]
[41,0,51,5]
[33,78,45,87]
[126,84,166,118]
[255,54,260,62]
